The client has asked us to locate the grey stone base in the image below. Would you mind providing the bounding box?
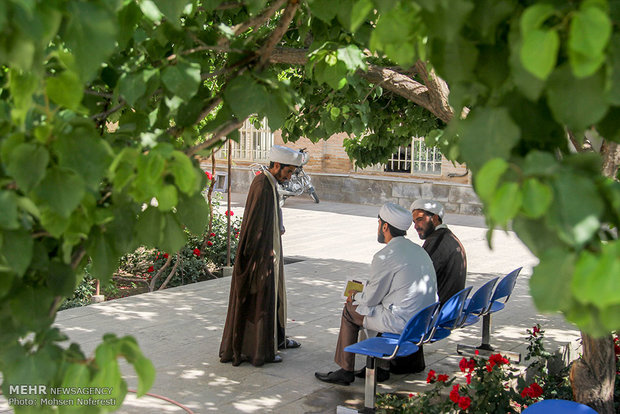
[215,167,483,216]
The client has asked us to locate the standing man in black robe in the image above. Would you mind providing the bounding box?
[219,145,303,367]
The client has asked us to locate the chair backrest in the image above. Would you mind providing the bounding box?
[522,399,597,414]
[465,277,499,316]
[398,302,440,346]
[435,286,473,330]
[490,267,522,304]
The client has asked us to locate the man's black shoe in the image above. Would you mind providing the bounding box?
[314,368,354,385]
[353,366,390,382]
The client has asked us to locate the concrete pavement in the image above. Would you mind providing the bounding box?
[0,193,581,413]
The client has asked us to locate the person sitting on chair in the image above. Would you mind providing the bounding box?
[314,202,438,385]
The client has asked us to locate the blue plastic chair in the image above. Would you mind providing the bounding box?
[344,301,440,411]
[522,399,598,413]
[427,286,473,342]
[488,267,522,313]
[458,277,499,327]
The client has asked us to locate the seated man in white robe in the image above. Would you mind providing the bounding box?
[315,202,438,385]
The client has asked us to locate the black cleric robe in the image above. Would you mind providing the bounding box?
[422,226,467,304]
[219,171,286,366]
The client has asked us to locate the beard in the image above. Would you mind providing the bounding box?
[377,230,386,244]
[417,222,435,239]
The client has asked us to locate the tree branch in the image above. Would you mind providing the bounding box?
[233,0,287,36]
[187,118,247,156]
[158,252,181,290]
[256,0,299,69]
[90,102,125,121]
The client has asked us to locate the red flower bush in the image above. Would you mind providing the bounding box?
[460,357,476,373]
[449,384,460,403]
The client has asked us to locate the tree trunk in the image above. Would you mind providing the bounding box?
[570,333,615,413]
[570,141,619,413]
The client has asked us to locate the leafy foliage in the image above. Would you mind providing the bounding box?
[1,0,620,409]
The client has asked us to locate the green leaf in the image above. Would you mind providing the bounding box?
[263,93,290,131]
[569,7,611,57]
[64,2,118,81]
[156,185,178,211]
[546,64,608,132]
[54,128,113,190]
[135,207,164,247]
[153,0,191,27]
[223,74,267,119]
[474,158,508,204]
[5,143,49,192]
[607,34,620,106]
[119,69,157,107]
[46,260,77,297]
[458,107,520,172]
[314,59,348,90]
[175,192,210,234]
[160,213,187,254]
[9,286,54,331]
[548,172,603,246]
[337,0,372,32]
[522,150,560,176]
[45,71,84,110]
[8,69,38,125]
[420,0,474,42]
[521,178,553,218]
[0,230,33,277]
[572,241,620,308]
[308,0,338,22]
[161,61,201,101]
[139,0,163,22]
[87,228,118,283]
[369,5,420,66]
[336,45,367,71]
[520,3,556,33]
[34,168,85,218]
[520,29,559,80]
[488,182,522,227]
[530,248,576,312]
[513,216,568,257]
[0,191,19,230]
[133,355,156,397]
[169,151,199,194]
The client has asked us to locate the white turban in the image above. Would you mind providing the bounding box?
[410,199,445,220]
[379,202,413,231]
[269,145,303,167]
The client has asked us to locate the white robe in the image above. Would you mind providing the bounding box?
[354,236,438,333]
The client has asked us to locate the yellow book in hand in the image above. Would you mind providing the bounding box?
[343,280,364,298]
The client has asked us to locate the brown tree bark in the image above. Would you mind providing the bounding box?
[570,334,616,413]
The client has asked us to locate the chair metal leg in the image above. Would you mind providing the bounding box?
[480,314,494,351]
[364,356,377,412]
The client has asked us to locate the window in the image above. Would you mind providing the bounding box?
[359,137,442,175]
[216,118,273,161]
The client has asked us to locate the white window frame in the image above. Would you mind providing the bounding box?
[216,118,273,162]
[359,137,442,175]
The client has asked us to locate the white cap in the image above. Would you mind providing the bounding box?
[410,199,445,220]
[269,145,303,167]
[379,202,413,231]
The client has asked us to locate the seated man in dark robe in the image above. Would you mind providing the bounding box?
[388,199,467,375]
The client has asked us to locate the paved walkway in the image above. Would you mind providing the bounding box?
[0,194,581,413]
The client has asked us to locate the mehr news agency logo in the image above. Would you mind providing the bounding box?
[7,385,116,407]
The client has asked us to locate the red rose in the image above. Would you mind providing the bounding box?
[489,353,509,366]
[459,357,468,372]
[465,373,472,384]
[193,248,201,257]
[163,253,169,259]
[207,241,213,247]
[426,370,436,383]
[532,325,540,336]
[486,363,493,372]
[437,374,449,383]
[147,266,154,273]
[210,232,216,237]
[449,385,460,403]
[529,383,543,398]
[205,171,213,180]
[467,358,476,371]
[408,393,414,398]
[225,210,234,216]
[459,396,471,410]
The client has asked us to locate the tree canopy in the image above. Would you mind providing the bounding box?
[1,0,619,411]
